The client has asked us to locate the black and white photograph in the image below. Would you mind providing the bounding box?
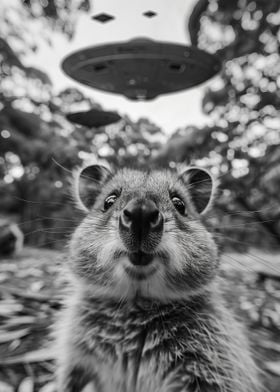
[0,0,280,391]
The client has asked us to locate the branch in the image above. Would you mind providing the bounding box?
[188,0,210,46]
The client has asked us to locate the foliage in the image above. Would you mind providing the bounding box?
[156,0,280,250]
[0,82,164,247]
[21,0,91,39]
[0,1,165,247]
[1,0,280,251]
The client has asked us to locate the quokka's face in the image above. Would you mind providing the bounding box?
[70,165,218,301]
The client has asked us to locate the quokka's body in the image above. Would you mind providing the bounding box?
[56,166,261,392]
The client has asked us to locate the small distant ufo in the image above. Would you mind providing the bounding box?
[62,38,221,101]
[143,11,157,18]
[91,13,115,23]
[66,108,122,127]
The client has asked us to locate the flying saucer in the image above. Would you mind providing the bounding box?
[62,38,221,101]
[66,108,122,127]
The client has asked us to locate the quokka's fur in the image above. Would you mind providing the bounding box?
[55,166,261,392]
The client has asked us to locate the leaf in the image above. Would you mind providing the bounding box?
[0,284,61,304]
[264,361,280,376]
[0,381,14,392]
[0,302,23,316]
[0,348,55,365]
[0,272,9,282]
[6,316,36,327]
[81,383,96,392]
[259,340,280,353]
[0,328,30,343]
[38,382,56,392]
[18,377,34,392]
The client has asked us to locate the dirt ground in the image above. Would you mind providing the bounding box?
[0,247,280,391]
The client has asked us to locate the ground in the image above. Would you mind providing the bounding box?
[0,247,280,391]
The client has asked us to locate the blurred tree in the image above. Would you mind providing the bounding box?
[22,0,91,39]
[2,0,279,251]
[0,1,164,247]
[0,0,91,246]
[158,0,280,250]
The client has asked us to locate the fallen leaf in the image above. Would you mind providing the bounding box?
[0,348,55,365]
[9,338,22,351]
[265,361,280,376]
[0,272,9,282]
[82,383,96,392]
[18,377,34,392]
[0,302,23,316]
[0,381,14,392]
[38,382,56,392]
[6,316,36,327]
[0,328,30,343]
[259,340,280,352]
[31,281,44,292]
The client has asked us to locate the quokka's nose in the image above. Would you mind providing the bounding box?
[120,199,163,239]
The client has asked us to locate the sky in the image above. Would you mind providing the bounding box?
[25,0,215,135]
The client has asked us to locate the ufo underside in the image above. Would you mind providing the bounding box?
[66,108,121,127]
[62,39,221,101]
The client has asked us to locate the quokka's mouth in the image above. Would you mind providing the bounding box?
[128,251,154,266]
[124,261,156,281]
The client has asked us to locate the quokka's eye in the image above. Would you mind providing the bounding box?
[104,194,118,211]
[171,196,185,215]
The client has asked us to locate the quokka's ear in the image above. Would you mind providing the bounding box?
[74,165,112,211]
[179,167,214,214]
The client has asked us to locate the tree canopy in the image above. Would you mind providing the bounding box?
[1,0,280,250]
[156,0,280,250]
[0,0,165,246]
